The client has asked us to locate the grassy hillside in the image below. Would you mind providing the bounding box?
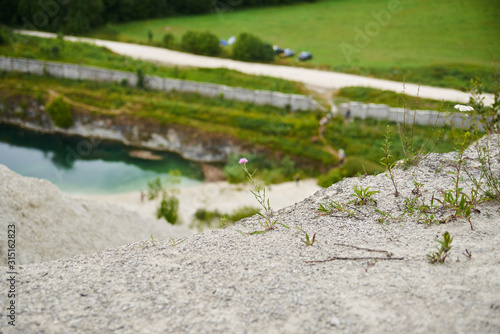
[88,0,500,91]
[0,72,458,183]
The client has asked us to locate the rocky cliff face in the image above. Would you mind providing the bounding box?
[0,98,241,163]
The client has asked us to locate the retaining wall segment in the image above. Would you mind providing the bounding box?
[1,56,317,111]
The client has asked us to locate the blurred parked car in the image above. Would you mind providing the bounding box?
[273,45,284,55]
[273,45,295,57]
[283,48,295,57]
[298,51,312,61]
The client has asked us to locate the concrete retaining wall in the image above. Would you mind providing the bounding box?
[339,101,487,129]
[0,56,317,111]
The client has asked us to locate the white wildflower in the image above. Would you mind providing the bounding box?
[454,104,474,112]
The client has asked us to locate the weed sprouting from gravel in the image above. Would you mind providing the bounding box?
[351,185,379,206]
[380,125,399,197]
[239,158,278,232]
[427,231,453,264]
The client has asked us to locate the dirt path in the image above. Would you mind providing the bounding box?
[17,30,495,107]
[46,89,125,115]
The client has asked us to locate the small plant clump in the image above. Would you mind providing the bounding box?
[147,171,181,224]
[427,231,454,264]
[380,125,399,197]
[191,206,259,230]
[300,232,316,246]
[351,185,379,206]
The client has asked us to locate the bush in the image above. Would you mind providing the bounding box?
[157,196,179,224]
[147,172,181,224]
[232,33,274,62]
[181,30,220,56]
[45,97,74,128]
[163,33,176,49]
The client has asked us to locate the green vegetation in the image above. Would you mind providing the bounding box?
[224,154,297,184]
[0,26,10,46]
[427,232,453,264]
[232,33,274,62]
[335,87,456,112]
[88,0,500,92]
[147,173,181,224]
[0,72,458,185]
[239,158,278,231]
[191,206,259,230]
[0,34,305,94]
[45,97,74,128]
[181,30,220,56]
[317,157,382,188]
[162,33,176,49]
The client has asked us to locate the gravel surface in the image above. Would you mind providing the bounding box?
[2,135,499,333]
[16,31,496,106]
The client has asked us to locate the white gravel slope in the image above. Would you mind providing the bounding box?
[2,135,499,333]
[16,30,496,106]
[0,165,192,266]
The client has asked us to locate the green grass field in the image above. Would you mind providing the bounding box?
[88,0,500,91]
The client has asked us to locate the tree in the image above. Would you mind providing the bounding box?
[0,0,19,25]
[64,0,104,34]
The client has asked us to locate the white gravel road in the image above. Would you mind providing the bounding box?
[17,30,495,106]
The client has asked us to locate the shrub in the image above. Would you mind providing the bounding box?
[232,33,274,62]
[45,97,74,128]
[147,172,181,224]
[157,196,179,224]
[181,30,220,56]
[163,33,176,49]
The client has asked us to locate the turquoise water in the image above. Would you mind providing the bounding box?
[0,124,204,194]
